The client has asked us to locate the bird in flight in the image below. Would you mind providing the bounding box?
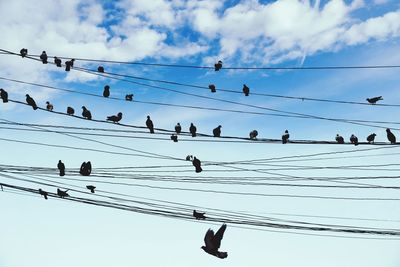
[201,224,228,259]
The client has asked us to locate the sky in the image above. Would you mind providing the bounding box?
[1,0,400,266]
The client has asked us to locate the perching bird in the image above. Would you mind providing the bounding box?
[201,224,228,259]
[67,106,75,115]
[190,123,197,137]
[81,106,92,120]
[46,101,53,111]
[26,94,37,110]
[192,157,202,173]
[103,85,110,98]
[57,188,69,198]
[242,84,250,96]
[98,66,104,73]
[57,160,65,176]
[367,133,376,144]
[249,130,258,139]
[335,134,344,144]
[146,115,154,133]
[54,57,62,67]
[175,123,182,134]
[38,189,48,200]
[170,134,178,142]
[125,94,133,101]
[107,112,122,123]
[386,128,396,144]
[80,161,92,176]
[20,48,28,58]
[86,185,96,193]
[40,51,48,64]
[209,84,216,93]
[350,134,359,146]
[65,59,74,71]
[282,130,290,144]
[214,60,222,71]
[366,96,383,104]
[0,88,8,103]
[193,210,206,220]
[213,125,222,137]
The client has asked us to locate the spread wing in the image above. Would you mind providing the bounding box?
[213,224,227,249]
[204,229,215,248]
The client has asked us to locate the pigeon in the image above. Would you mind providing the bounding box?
[175,123,182,134]
[40,51,48,64]
[86,185,96,193]
[192,157,202,173]
[386,128,396,144]
[170,134,178,142]
[54,57,62,67]
[125,94,133,101]
[107,112,123,123]
[366,96,383,104]
[367,133,376,144]
[20,48,28,58]
[214,60,222,71]
[201,224,228,259]
[186,155,193,161]
[146,115,154,133]
[249,130,258,139]
[46,101,53,111]
[213,125,222,137]
[103,85,110,98]
[65,59,74,71]
[0,88,8,103]
[57,188,69,198]
[80,161,92,176]
[335,134,344,144]
[67,106,75,115]
[98,66,104,73]
[57,160,65,176]
[350,134,359,146]
[209,84,216,93]
[190,123,197,137]
[38,189,48,200]
[81,106,92,120]
[26,94,38,110]
[282,130,290,144]
[193,210,206,220]
[242,84,250,96]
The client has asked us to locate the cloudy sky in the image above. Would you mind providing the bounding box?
[0,0,400,267]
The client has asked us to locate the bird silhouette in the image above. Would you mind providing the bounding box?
[39,189,48,200]
[146,115,154,133]
[249,130,258,139]
[107,112,122,123]
[67,106,75,115]
[57,160,65,176]
[175,123,182,134]
[386,128,396,144]
[242,84,250,96]
[214,60,222,71]
[366,96,383,104]
[190,123,197,137]
[367,133,376,144]
[80,161,92,176]
[125,94,133,101]
[57,188,69,198]
[350,134,359,146]
[26,94,37,110]
[65,59,74,71]
[209,84,216,93]
[213,125,222,137]
[192,157,202,173]
[98,66,104,73]
[193,210,206,220]
[335,134,344,144]
[20,48,28,58]
[0,88,8,103]
[282,130,290,144]
[40,51,48,64]
[46,101,53,111]
[81,106,92,120]
[54,57,62,67]
[201,224,228,259]
[103,85,110,98]
[170,134,178,142]
[86,185,96,193]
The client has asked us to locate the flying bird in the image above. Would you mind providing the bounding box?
[350,134,359,146]
[367,133,376,144]
[201,224,228,259]
[249,130,258,139]
[175,123,182,134]
[103,85,110,98]
[107,112,123,123]
[146,115,154,133]
[38,189,48,200]
[81,106,92,120]
[57,188,69,198]
[209,84,216,93]
[282,130,290,144]
[190,123,197,137]
[193,210,206,220]
[213,125,222,137]
[192,157,202,173]
[386,128,396,144]
[125,94,133,101]
[80,161,92,176]
[86,185,96,193]
[98,66,104,73]
[20,48,28,58]
[214,60,222,71]
[335,134,344,144]
[40,51,48,64]
[26,94,38,110]
[170,134,178,142]
[67,106,75,115]
[46,101,53,111]
[57,160,65,176]
[242,84,250,96]
[0,88,8,103]
[366,96,383,104]
[54,57,62,67]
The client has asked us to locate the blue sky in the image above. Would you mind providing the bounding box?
[1,0,400,266]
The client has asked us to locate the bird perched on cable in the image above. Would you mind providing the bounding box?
[214,60,222,71]
[98,66,104,73]
[192,156,202,173]
[65,59,74,71]
[170,134,178,142]
[57,188,69,198]
[201,223,228,259]
[193,210,206,220]
[335,134,344,144]
[125,94,133,101]
[20,48,28,58]
[39,189,48,200]
[81,106,92,120]
[386,128,396,144]
[366,96,383,104]
[209,84,216,93]
[86,185,96,193]
[40,51,48,64]
[249,130,258,139]
[107,112,122,123]
[175,123,182,134]
[57,160,65,176]
[26,94,38,110]
[80,161,92,176]
[54,57,62,67]
[67,106,75,115]
[350,134,359,146]
[190,123,197,137]
[213,125,222,137]
[367,133,376,144]
[146,115,154,133]
[282,130,290,144]
[0,88,8,103]
[103,85,110,98]
[242,84,250,96]
[46,101,53,111]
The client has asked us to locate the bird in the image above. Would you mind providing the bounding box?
[192,157,202,173]
[386,128,396,144]
[190,123,197,137]
[335,134,344,144]
[201,224,228,259]
[350,134,359,146]
[86,185,96,193]
[367,133,376,144]
[214,60,222,71]
[25,94,38,110]
[54,57,62,67]
[98,66,104,73]
[209,84,216,93]
[170,134,178,142]
[20,48,28,58]
[0,88,8,103]
[103,85,110,98]
[57,188,69,198]
[67,106,75,115]
[81,106,92,120]
[175,123,182,134]
[46,101,53,111]
[57,160,65,176]
[249,130,258,139]
[213,125,222,137]
[65,59,75,71]
[193,210,206,220]
[366,96,383,104]
[282,130,290,144]
[80,161,92,176]
[242,84,250,96]
[125,94,133,101]
[107,112,123,123]
[146,115,154,133]
[40,51,48,64]
[38,189,48,200]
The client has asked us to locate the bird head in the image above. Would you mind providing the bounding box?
[147,115,150,119]
[46,101,49,104]
[218,125,222,128]
[118,112,122,116]
[82,106,86,109]
[386,128,391,132]
[26,94,29,97]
